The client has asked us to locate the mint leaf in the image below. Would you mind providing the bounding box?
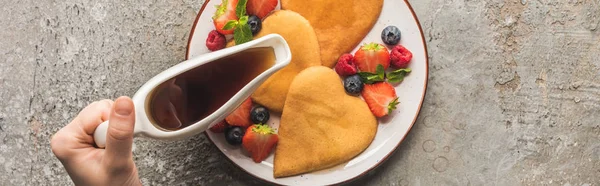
[236,0,248,18]
[234,23,252,45]
[387,68,411,83]
[222,20,239,30]
[358,72,384,84]
[357,72,374,84]
[376,64,385,79]
[230,0,251,45]
[239,15,249,25]
[357,64,386,84]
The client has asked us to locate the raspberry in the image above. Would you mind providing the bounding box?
[206,30,226,51]
[335,53,357,76]
[209,120,229,133]
[390,45,413,68]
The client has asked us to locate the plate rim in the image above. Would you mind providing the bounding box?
[185,0,430,185]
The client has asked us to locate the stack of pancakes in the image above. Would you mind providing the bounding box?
[228,0,384,177]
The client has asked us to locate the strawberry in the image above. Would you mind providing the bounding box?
[246,0,278,19]
[213,0,239,35]
[225,97,253,127]
[361,82,399,117]
[242,124,279,163]
[354,43,390,73]
[209,120,229,133]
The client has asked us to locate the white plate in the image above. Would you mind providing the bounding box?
[186,0,429,185]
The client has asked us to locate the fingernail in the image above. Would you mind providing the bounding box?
[114,98,132,116]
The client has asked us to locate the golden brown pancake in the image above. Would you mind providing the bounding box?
[273,66,377,178]
[227,10,321,113]
[281,0,384,67]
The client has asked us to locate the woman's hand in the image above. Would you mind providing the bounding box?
[51,96,141,186]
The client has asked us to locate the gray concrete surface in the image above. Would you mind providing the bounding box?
[1,0,599,185]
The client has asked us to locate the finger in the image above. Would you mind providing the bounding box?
[104,96,136,167]
[99,100,114,121]
[77,99,114,136]
[51,100,113,159]
[50,128,73,161]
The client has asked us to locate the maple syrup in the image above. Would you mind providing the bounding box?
[146,47,276,130]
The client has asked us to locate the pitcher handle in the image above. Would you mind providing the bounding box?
[93,120,110,148]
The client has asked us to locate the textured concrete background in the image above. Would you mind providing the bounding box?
[1,0,599,185]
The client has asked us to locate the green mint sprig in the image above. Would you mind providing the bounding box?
[357,64,412,84]
[234,21,252,44]
[235,0,247,18]
[221,0,252,45]
[357,64,385,84]
[387,68,411,83]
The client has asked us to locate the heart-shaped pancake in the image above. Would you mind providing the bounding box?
[281,0,383,67]
[227,10,322,113]
[273,66,377,178]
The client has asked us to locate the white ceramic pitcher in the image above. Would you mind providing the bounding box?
[93,34,291,148]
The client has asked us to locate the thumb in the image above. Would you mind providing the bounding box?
[104,96,136,168]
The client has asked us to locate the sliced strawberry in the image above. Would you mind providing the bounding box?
[225,97,253,127]
[246,0,278,19]
[361,82,399,117]
[354,43,390,73]
[242,124,279,163]
[209,120,229,133]
[213,0,239,35]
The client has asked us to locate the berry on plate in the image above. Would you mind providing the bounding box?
[242,124,279,163]
[248,15,262,35]
[335,53,357,76]
[206,30,227,51]
[381,26,401,45]
[250,106,270,124]
[390,45,413,68]
[225,126,245,145]
[354,43,390,73]
[209,120,229,133]
[225,97,253,127]
[213,0,239,35]
[361,82,399,117]
[344,74,364,95]
[246,0,278,19]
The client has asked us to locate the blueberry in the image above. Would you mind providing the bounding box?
[248,15,262,35]
[381,26,401,45]
[344,75,364,95]
[224,126,245,145]
[250,106,270,124]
